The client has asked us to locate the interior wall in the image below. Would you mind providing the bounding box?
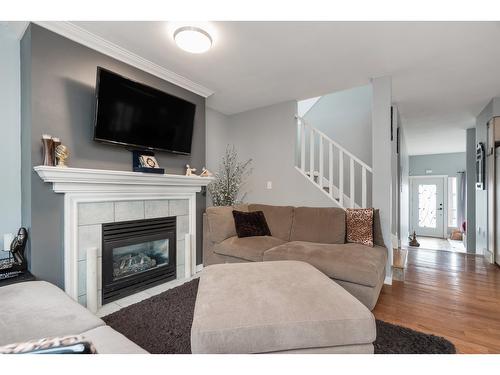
[21,24,206,288]
[206,108,231,174]
[391,106,399,240]
[205,108,232,205]
[466,128,476,252]
[475,98,500,258]
[371,76,393,280]
[303,85,372,165]
[0,29,22,258]
[399,125,410,244]
[409,153,466,177]
[206,102,334,207]
[297,96,320,117]
[302,85,373,207]
[409,152,466,235]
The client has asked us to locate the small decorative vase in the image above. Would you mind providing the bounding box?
[42,134,54,166]
[52,137,61,166]
[55,145,70,167]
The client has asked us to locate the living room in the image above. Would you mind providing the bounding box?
[1,1,500,374]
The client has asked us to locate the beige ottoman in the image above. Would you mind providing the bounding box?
[191,261,376,354]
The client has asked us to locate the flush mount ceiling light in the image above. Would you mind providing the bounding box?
[174,26,213,54]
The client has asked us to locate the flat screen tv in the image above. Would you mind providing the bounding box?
[93,67,196,155]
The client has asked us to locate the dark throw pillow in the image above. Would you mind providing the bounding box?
[232,210,271,238]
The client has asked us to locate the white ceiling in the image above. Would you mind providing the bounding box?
[70,21,500,155]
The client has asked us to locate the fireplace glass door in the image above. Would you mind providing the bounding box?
[112,238,170,281]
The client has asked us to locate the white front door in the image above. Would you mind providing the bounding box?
[411,177,445,238]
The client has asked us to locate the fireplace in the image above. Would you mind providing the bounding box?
[102,217,177,304]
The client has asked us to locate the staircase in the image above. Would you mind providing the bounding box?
[295,115,373,209]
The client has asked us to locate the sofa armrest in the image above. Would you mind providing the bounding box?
[203,213,224,266]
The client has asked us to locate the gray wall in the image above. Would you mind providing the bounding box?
[409,153,466,177]
[399,123,410,243]
[304,85,372,165]
[302,85,373,207]
[409,152,466,236]
[371,76,393,279]
[206,108,231,175]
[21,24,206,287]
[475,98,500,257]
[466,128,476,252]
[391,106,399,237]
[0,29,22,258]
[206,102,334,207]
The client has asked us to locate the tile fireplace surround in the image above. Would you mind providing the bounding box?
[34,166,213,315]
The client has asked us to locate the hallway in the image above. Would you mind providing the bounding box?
[373,248,500,353]
[404,236,466,253]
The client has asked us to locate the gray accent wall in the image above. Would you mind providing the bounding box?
[0,29,22,258]
[21,24,206,287]
[466,128,476,252]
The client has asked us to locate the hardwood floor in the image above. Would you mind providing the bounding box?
[373,248,500,353]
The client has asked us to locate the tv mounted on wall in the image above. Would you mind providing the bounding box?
[93,67,196,155]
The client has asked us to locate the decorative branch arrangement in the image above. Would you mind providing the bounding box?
[208,145,252,206]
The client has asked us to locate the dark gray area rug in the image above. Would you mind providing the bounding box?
[103,279,456,354]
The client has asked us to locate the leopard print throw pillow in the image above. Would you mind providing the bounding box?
[346,208,374,247]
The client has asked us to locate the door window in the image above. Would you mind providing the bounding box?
[418,184,437,228]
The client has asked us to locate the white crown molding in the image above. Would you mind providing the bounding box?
[32,21,215,98]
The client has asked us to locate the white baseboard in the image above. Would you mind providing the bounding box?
[195,264,204,273]
[391,234,399,249]
[384,276,393,285]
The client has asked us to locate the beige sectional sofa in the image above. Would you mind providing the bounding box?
[0,281,147,353]
[203,204,388,310]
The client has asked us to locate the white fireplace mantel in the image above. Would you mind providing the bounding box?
[34,166,214,307]
[34,165,214,193]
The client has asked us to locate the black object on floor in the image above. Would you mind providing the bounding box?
[103,278,456,354]
[374,319,456,354]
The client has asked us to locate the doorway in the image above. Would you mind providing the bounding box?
[410,176,446,238]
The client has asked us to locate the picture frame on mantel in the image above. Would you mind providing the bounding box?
[132,150,165,174]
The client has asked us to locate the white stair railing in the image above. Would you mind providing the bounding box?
[295,116,373,209]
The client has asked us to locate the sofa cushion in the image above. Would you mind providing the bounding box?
[214,236,285,262]
[191,261,375,353]
[263,242,387,287]
[248,204,294,241]
[0,281,105,346]
[206,204,249,243]
[290,207,346,244]
[232,210,271,238]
